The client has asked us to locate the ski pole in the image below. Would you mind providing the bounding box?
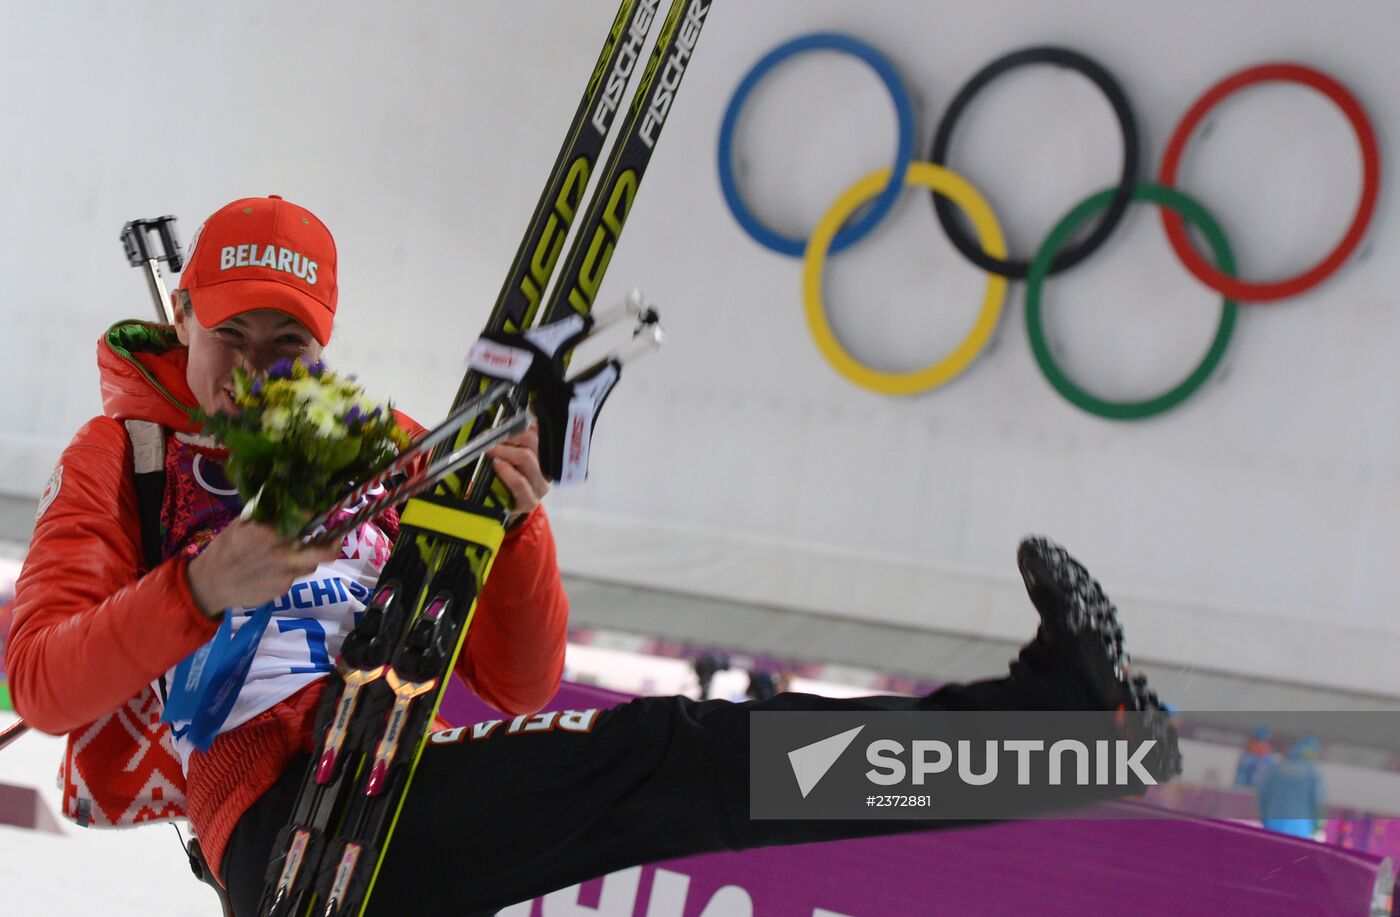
[302,293,663,545]
[564,289,665,381]
[301,401,529,546]
[0,719,29,751]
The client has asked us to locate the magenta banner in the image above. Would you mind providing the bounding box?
[442,680,1394,916]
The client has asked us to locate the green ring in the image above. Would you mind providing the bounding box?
[1025,181,1239,421]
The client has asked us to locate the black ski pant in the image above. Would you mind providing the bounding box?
[223,673,1079,916]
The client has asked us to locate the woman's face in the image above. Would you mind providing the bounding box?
[173,305,322,415]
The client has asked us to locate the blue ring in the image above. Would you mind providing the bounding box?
[717,32,916,258]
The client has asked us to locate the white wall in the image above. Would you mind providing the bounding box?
[3,1,1400,697]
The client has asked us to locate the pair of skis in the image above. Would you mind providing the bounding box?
[258,2,711,915]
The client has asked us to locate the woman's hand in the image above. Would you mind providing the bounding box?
[487,421,551,527]
[186,519,342,618]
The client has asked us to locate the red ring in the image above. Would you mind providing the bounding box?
[1157,63,1380,303]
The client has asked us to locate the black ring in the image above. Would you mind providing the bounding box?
[928,46,1141,279]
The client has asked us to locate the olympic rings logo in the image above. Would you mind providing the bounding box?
[716,34,1381,419]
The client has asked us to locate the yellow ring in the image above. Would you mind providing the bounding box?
[802,162,1008,396]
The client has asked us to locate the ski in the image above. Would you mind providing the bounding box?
[258,1,710,914]
[312,4,712,912]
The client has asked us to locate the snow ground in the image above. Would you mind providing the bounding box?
[0,711,216,916]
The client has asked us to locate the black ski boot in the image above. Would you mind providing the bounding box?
[1015,535,1183,782]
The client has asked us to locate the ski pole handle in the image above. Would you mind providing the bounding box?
[120,216,183,322]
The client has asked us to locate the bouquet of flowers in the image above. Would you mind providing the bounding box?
[200,358,411,538]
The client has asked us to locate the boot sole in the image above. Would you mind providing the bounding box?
[1017,536,1183,780]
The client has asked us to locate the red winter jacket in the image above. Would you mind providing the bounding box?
[5,320,569,875]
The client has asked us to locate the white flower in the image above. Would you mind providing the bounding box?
[262,405,292,436]
[306,403,339,439]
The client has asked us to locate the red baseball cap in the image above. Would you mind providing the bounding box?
[178,195,338,345]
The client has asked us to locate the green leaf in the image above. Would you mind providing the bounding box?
[322,436,362,474]
[222,428,283,462]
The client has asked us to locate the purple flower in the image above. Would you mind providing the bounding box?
[267,358,295,379]
[250,379,264,397]
[305,359,325,377]
[369,406,382,420]
[345,406,363,426]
